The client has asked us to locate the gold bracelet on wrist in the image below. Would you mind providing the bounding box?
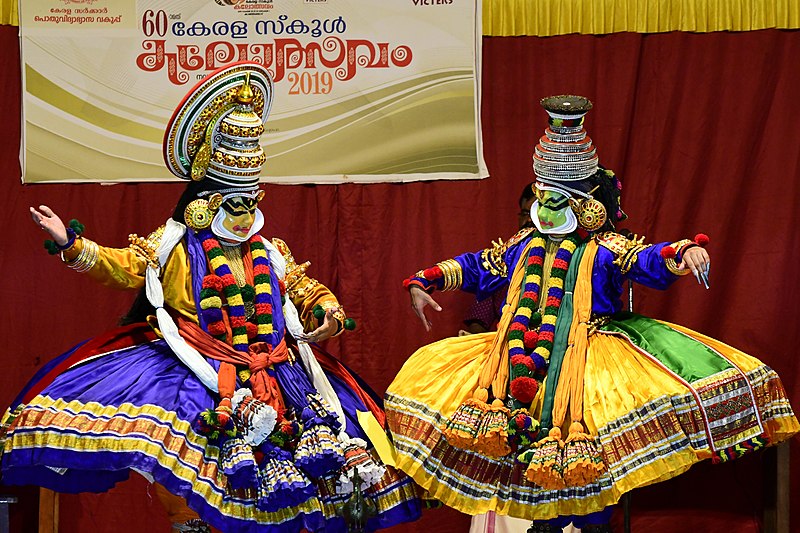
[63,238,99,272]
[664,239,693,276]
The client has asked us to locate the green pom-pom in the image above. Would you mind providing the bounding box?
[240,284,255,301]
[343,318,356,331]
[313,305,325,320]
[511,363,530,378]
[68,219,85,235]
[43,240,59,255]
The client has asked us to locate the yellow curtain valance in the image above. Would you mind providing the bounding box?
[1,0,16,27]
[2,0,798,35]
[482,0,800,36]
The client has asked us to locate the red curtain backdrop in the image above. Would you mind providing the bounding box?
[1,25,799,532]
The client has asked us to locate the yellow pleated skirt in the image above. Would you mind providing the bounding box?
[385,326,798,520]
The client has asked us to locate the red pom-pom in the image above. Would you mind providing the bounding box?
[514,413,527,427]
[694,233,710,247]
[422,266,443,280]
[202,274,224,292]
[215,410,230,426]
[523,330,539,348]
[207,321,227,335]
[278,279,287,295]
[246,322,258,339]
[660,245,676,259]
[510,377,539,404]
[510,354,535,370]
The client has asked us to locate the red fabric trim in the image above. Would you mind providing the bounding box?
[22,324,158,404]
[310,344,387,429]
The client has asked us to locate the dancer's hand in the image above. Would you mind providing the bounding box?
[31,205,68,246]
[410,286,442,331]
[297,308,340,343]
[680,247,711,288]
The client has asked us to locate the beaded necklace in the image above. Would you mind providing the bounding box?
[508,230,580,406]
[198,229,274,352]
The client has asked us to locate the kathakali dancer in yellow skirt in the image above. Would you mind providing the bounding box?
[385,95,799,532]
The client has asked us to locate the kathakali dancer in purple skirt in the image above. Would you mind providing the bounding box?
[386,95,799,532]
[1,62,421,533]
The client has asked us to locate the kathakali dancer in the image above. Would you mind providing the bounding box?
[386,95,798,531]
[1,62,421,533]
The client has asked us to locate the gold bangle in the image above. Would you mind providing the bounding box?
[64,238,99,272]
[663,239,693,276]
[436,259,462,291]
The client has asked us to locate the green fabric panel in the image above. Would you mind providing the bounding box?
[602,312,733,382]
[538,241,586,431]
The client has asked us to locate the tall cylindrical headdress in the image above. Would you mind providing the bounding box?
[163,61,274,190]
[532,95,625,231]
[533,95,598,198]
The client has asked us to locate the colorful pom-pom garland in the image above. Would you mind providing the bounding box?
[507,231,580,415]
[198,230,273,350]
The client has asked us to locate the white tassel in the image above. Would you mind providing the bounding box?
[145,219,219,392]
[336,435,386,494]
[231,388,277,446]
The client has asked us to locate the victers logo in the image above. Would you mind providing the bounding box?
[412,0,453,4]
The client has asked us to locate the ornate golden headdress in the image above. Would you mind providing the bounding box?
[163,62,274,189]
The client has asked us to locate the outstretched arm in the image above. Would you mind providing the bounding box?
[597,232,712,291]
[403,227,534,330]
[31,204,154,290]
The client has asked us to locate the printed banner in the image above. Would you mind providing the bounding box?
[19,0,485,184]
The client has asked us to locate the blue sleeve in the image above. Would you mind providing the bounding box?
[455,235,531,300]
[627,242,681,289]
[404,232,532,301]
[591,241,682,315]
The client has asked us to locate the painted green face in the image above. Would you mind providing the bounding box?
[220,196,259,238]
[536,190,570,230]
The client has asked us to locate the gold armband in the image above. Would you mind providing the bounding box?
[128,225,164,269]
[320,302,347,323]
[596,231,652,275]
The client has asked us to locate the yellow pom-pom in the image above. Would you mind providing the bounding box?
[548,426,562,440]
[569,422,584,436]
[491,398,505,408]
[473,388,489,403]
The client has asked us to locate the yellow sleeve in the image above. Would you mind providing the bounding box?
[61,225,200,323]
[271,237,347,335]
[59,227,167,290]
